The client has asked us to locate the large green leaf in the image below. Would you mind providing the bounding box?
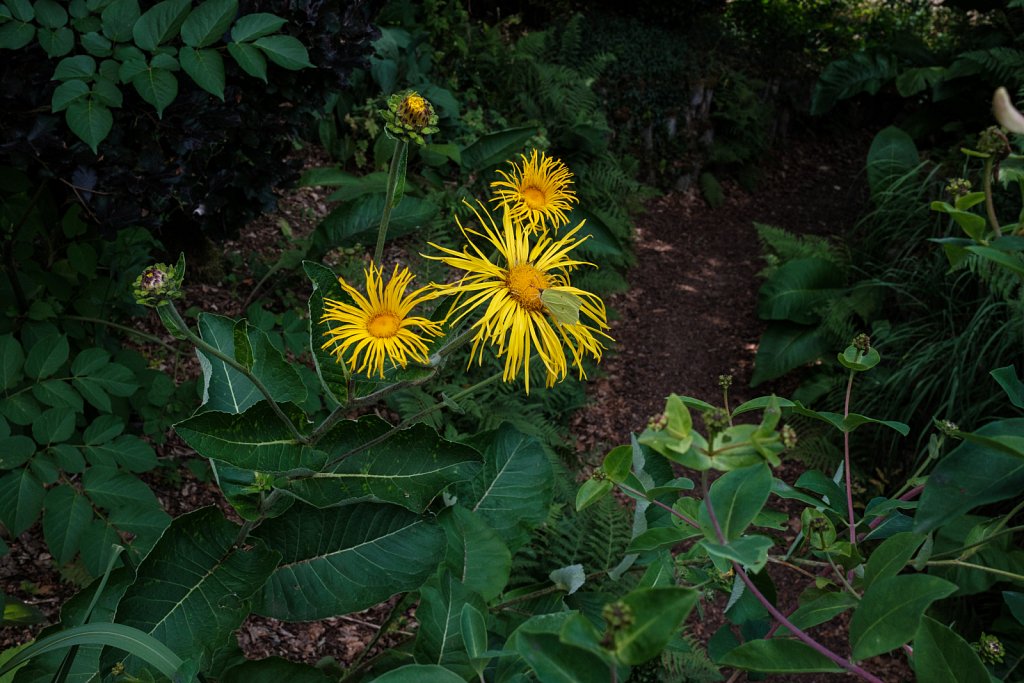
[253,502,445,621]
[315,193,438,249]
[698,463,772,541]
[175,402,324,473]
[912,616,989,683]
[66,98,113,153]
[507,614,614,683]
[367,665,465,683]
[227,41,267,81]
[131,67,178,118]
[221,657,332,683]
[195,313,306,414]
[456,425,554,551]
[863,532,925,589]
[413,572,487,678]
[866,125,919,197]
[303,260,348,408]
[42,485,93,565]
[101,0,140,42]
[750,322,830,387]
[0,335,24,391]
[719,639,844,673]
[113,507,280,673]
[230,12,286,42]
[286,417,481,512]
[775,591,858,637]
[253,35,312,70]
[757,258,845,324]
[179,0,236,47]
[849,574,957,660]
[700,535,773,573]
[613,587,699,665]
[992,365,1024,409]
[810,51,897,116]
[132,0,190,51]
[460,127,536,171]
[915,418,1024,533]
[0,468,44,536]
[179,46,225,99]
[439,505,511,602]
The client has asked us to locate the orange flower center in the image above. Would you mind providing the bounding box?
[521,185,547,209]
[506,264,547,311]
[367,312,401,338]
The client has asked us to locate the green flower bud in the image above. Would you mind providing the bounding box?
[977,126,1010,159]
[718,374,734,389]
[380,90,440,145]
[781,424,798,450]
[944,178,972,198]
[852,333,871,354]
[973,632,1005,664]
[132,254,185,307]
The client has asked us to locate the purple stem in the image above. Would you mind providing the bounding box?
[700,474,883,683]
[866,484,924,532]
[842,371,857,546]
[618,483,701,530]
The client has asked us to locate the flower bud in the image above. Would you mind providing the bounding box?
[944,178,972,198]
[781,424,798,450]
[718,374,734,390]
[974,632,1005,664]
[381,90,440,145]
[977,125,1010,159]
[132,255,185,307]
[852,333,871,354]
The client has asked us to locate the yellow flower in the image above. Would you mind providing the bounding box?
[491,149,577,234]
[320,263,442,379]
[426,202,610,393]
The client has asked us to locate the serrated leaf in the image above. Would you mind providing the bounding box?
[253,502,445,621]
[112,507,279,674]
[227,41,266,80]
[179,46,225,99]
[180,0,236,47]
[132,0,190,51]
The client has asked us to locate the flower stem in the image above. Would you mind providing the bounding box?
[163,304,306,443]
[699,472,882,683]
[842,368,857,546]
[983,157,1004,239]
[927,559,1024,583]
[373,140,409,265]
[65,314,179,352]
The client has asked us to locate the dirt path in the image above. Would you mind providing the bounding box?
[574,130,873,453]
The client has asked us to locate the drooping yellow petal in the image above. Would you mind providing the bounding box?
[490,149,577,234]
[424,201,611,393]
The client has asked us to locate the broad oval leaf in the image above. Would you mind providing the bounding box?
[316,193,438,249]
[613,587,699,665]
[132,0,190,51]
[698,463,772,541]
[287,417,480,512]
[849,574,957,661]
[253,34,313,70]
[66,98,112,153]
[180,0,236,47]
[863,531,925,589]
[112,507,280,673]
[253,502,445,621]
[915,418,1024,533]
[179,46,225,100]
[413,572,487,678]
[230,12,286,42]
[303,260,348,407]
[439,505,511,602]
[460,126,536,171]
[912,616,989,683]
[719,638,844,673]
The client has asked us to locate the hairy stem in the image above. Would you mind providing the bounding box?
[373,140,408,265]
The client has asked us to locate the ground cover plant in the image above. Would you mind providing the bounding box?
[2,1,1024,681]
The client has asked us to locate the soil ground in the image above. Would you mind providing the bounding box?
[1,128,916,681]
